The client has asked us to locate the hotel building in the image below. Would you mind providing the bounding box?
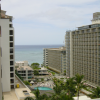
[17,66,34,81]
[43,47,66,74]
[0,8,15,92]
[65,12,100,86]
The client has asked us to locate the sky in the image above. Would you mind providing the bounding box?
[1,0,100,45]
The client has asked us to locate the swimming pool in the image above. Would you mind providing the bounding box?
[34,87,52,90]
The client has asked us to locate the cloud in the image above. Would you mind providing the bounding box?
[1,0,100,44]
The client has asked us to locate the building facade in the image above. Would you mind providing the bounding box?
[0,9,15,92]
[43,47,66,74]
[17,66,34,81]
[65,12,100,86]
[15,61,28,67]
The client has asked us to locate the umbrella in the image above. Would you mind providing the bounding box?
[30,81,34,84]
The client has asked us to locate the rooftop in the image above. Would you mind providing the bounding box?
[17,66,33,71]
[0,10,13,19]
[47,47,66,51]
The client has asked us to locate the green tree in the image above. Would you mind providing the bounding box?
[74,74,85,100]
[24,81,30,85]
[31,63,39,67]
[89,87,100,99]
[31,88,40,100]
[24,97,34,100]
[65,77,76,97]
[64,70,66,75]
[53,83,62,95]
[41,78,44,82]
[15,70,24,81]
[34,70,39,75]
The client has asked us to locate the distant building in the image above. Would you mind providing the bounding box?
[43,47,66,74]
[17,66,34,81]
[0,7,15,95]
[65,12,100,86]
[38,67,49,75]
[15,61,28,67]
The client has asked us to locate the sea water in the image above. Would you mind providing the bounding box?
[15,45,64,65]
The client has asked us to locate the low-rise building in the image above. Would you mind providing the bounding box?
[17,66,34,81]
[15,61,28,67]
[38,67,49,75]
[43,47,66,74]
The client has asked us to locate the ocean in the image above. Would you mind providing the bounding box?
[15,45,64,65]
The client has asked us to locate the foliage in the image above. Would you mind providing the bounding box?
[15,70,24,81]
[24,97,34,100]
[24,81,30,85]
[88,87,100,99]
[30,74,100,100]
[65,77,76,97]
[64,70,66,75]
[31,88,40,99]
[51,72,55,76]
[41,78,44,81]
[34,70,39,75]
[31,63,40,66]
[74,74,86,100]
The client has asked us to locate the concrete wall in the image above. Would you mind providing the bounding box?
[0,19,11,92]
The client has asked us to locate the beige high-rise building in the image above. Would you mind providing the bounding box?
[65,12,100,86]
[0,7,15,95]
[43,47,66,74]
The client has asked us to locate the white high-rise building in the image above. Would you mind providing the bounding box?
[0,8,15,93]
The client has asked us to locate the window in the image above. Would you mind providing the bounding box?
[10,67,14,71]
[10,36,13,41]
[11,85,14,89]
[10,61,13,65]
[10,49,13,53]
[10,55,13,59]
[10,73,14,77]
[10,79,14,83]
[9,30,13,35]
[9,24,12,28]
[10,43,13,47]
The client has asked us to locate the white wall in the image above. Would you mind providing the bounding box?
[0,19,11,92]
[0,37,2,100]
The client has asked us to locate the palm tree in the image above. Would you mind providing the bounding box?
[39,94,49,100]
[65,77,76,97]
[53,83,62,95]
[24,97,34,100]
[74,74,85,100]
[31,88,40,100]
[89,86,100,99]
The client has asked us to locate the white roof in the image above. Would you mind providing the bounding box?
[74,96,91,100]
[17,66,33,71]
[40,67,47,70]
